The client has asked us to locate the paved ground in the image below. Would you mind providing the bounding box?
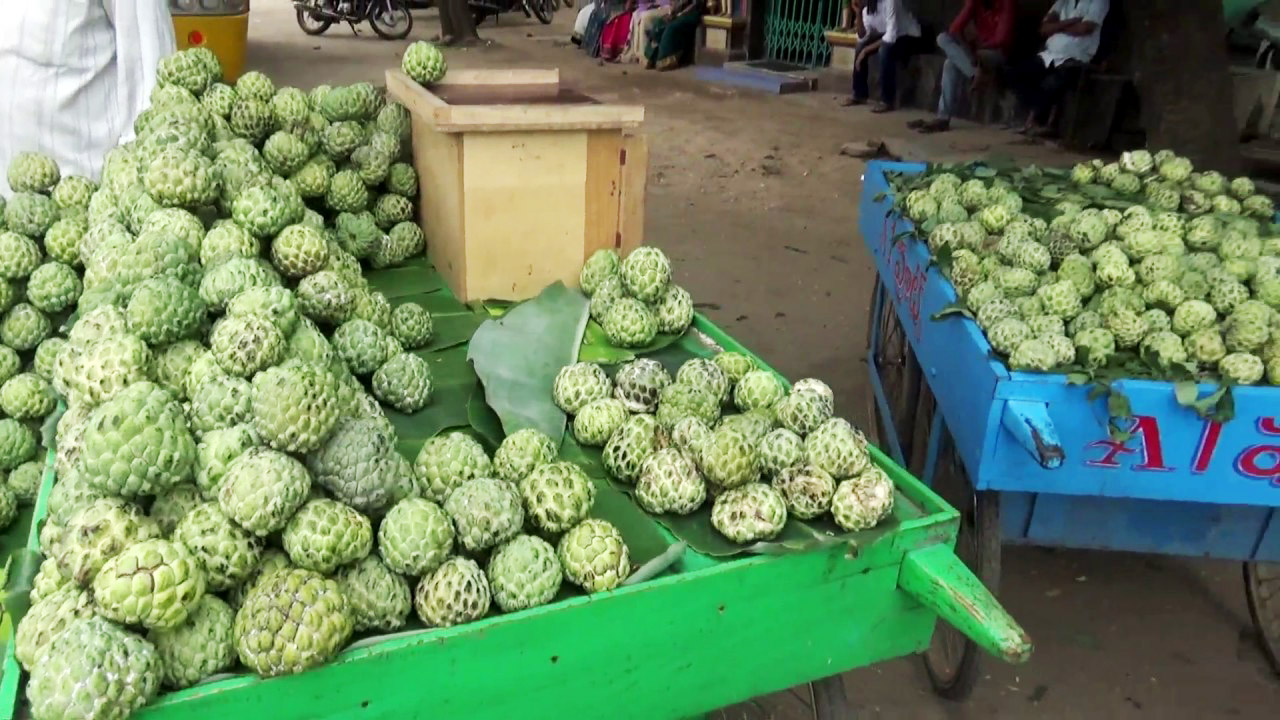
[251,6,1280,717]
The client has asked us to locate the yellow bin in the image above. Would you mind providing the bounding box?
[171,0,251,82]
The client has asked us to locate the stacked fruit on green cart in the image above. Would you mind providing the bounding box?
[891,150,1280,388]
[0,47,901,720]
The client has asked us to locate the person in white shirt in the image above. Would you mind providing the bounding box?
[1005,0,1109,136]
[0,1,176,195]
[840,0,929,113]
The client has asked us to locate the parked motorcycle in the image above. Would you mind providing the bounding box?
[294,0,414,39]
[470,0,554,26]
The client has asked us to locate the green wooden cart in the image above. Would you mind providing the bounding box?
[0,261,1031,720]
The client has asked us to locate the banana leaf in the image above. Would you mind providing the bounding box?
[363,257,448,298]
[467,283,589,447]
[385,345,478,459]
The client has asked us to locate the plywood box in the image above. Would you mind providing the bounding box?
[385,68,647,302]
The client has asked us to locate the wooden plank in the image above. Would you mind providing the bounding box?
[385,69,449,124]
[618,132,648,255]
[460,131,588,300]
[582,130,625,267]
[435,104,645,133]
[410,115,469,299]
[432,68,560,87]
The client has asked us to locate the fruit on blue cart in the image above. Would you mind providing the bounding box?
[235,568,353,677]
[635,447,706,515]
[337,555,412,632]
[487,534,563,612]
[711,483,788,542]
[415,557,491,627]
[831,467,895,532]
[27,616,162,720]
[558,518,632,592]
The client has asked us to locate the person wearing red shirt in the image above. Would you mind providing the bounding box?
[910,0,1014,133]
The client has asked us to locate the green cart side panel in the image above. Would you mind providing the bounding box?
[140,544,935,720]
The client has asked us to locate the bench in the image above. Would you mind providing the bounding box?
[695,15,748,66]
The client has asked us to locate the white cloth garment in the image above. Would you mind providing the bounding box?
[574,2,597,37]
[1040,0,1109,67]
[861,0,921,46]
[0,0,176,195]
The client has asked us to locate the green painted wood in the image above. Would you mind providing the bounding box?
[137,543,936,719]
[898,544,1033,664]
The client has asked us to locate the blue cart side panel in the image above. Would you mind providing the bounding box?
[860,161,1280,511]
[859,162,1006,480]
[999,491,1280,562]
[989,375,1280,506]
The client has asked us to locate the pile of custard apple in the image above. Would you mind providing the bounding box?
[579,246,694,347]
[902,149,1280,385]
[554,351,894,544]
[14,49,630,720]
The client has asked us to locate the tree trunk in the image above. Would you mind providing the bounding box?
[1122,0,1241,175]
[439,0,481,43]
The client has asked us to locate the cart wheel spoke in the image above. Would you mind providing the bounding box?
[1244,561,1280,675]
[865,281,921,464]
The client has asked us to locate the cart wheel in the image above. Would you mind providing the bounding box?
[864,280,922,464]
[808,675,849,719]
[1244,562,1280,674]
[914,389,1002,701]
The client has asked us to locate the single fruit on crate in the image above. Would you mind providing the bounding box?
[716,410,775,447]
[8,458,44,504]
[8,151,60,193]
[92,538,207,631]
[415,557,489,627]
[603,413,662,483]
[194,424,259,499]
[378,497,455,577]
[774,389,832,436]
[580,249,620,296]
[733,369,787,413]
[613,358,672,413]
[670,416,712,456]
[553,361,612,414]
[711,483,788,543]
[494,428,557,485]
[26,261,82,313]
[758,428,804,478]
[620,248,672,302]
[150,484,204,536]
[271,223,329,278]
[211,313,285,377]
[251,359,341,454]
[601,297,658,348]
[372,352,433,414]
[413,432,493,503]
[188,374,253,435]
[27,616,162,720]
[173,502,265,592]
[521,461,595,533]
[235,568,353,677]
[337,555,412,633]
[487,534,562,613]
[0,417,35,471]
[147,595,236,690]
[558,518,631,592]
[635,447,707,515]
[15,586,94,672]
[675,357,730,406]
[831,467,895,532]
[227,286,300,338]
[653,284,694,334]
[402,40,448,85]
[444,477,524,554]
[572,397,629,447]
[79,381,197,500]
[391,302,433,349]
[0,372,54,420]
[307,417,406,516]
[350,289,393,330]
[1,303,51,351]
[698,425,760,490]
[712,351,755,384]
[655,382,720,431]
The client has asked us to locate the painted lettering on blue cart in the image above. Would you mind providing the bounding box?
[878,216,927,338]
[1083,414,1280,484]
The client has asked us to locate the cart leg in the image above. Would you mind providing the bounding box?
[1244,562,1280,675]
[808,675,851,720]
[912,383,1002,701]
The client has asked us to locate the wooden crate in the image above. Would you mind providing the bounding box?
[385,68,647,302]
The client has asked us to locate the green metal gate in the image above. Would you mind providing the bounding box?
[763,0,842,67]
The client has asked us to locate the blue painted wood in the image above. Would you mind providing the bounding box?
[692,66,809,94]
[1000,399,1063,470]
[859,160,1280,561]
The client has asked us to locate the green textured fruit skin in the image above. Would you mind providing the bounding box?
[635,448,707,515]
[493,428,557,484]
[173,502,264,591]
[147,595,236,690]
[337,556,412,632]
[557,519,630,592]
[218,447,311,537]
[391,302,433,348]
[92,539,207,631]
[402,41,449,84]
[79,382,197,499]
[572,398,629,447]
[413,432,493,503]
[487,535,562,613]
[27,616,162,720]
[15,586,95,671]
[414,557,489,628]
[552,362,612,414]
[443,477,524,554]
[378,497,455,576]
[234,568,353,678]
[603,413,660,483]
[831,467,896,531]
[711,483,788,543]
[520,461,596,533]
[698,427,760,490]
[282,498,373,574]
[251,360,341,453]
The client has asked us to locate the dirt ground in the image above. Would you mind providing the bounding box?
[250,6,1280,717]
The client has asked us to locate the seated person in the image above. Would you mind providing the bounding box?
[840,0,929,113]
[1006,0,1110,136]
[620,0,671,63]
[644,0,705,71]
[910,0,1014,133]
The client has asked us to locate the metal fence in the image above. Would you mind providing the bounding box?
[763,0,843,67]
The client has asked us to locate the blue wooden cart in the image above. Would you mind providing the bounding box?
[859,160,1280,699]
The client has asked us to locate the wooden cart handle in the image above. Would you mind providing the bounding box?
[898,544,1033,664]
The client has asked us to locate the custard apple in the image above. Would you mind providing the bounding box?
[711,483,787,543]
[558,518,630,592]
